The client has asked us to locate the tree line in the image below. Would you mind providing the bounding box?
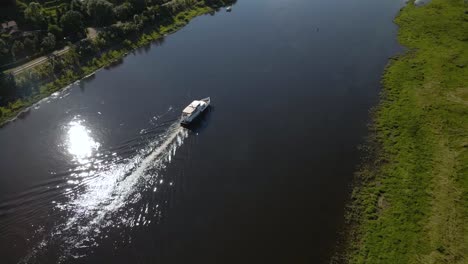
[0,0,235,105]
[0,1,234,65]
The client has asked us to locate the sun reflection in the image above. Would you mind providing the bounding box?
[66,119,100,163]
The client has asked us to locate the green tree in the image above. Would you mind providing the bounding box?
[133,14,141,25]
[60,10,84,36]
[0,72,17,99]
[41,33,56,51]
[11,40,24,59]
[76,39,97,57]
[0,40,10,64]
[70,0,84,12]
[48,24,64,40]
[114,2,133,21]
[56,7,63,23]
[24,2,47,28]
[86,0,115,26]
[23,38,36,55]
[0,39,8,55]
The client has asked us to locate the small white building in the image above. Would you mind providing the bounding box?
[1,21,18,34]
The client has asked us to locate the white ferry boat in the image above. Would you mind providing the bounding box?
[181,97,211,125]
[226,6,232,12]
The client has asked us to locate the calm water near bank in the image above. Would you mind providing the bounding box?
[0,0,404,263]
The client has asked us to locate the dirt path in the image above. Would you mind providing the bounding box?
[6,28,99,76]
[7,46,70,76]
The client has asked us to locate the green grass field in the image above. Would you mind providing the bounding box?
[343,0,468,263]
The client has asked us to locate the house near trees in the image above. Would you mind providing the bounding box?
[1,21,19,36]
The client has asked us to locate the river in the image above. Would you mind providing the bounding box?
[0,0,404,263]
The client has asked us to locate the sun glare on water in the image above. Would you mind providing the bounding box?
[66,119,100,163]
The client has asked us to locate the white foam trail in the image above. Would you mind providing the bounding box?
[21,123,189,263]
[66,124,187,229]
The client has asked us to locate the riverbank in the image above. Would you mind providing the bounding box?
[339,0,467,263]
[0,4,220,127]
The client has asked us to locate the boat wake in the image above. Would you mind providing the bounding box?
[8,121,189,263]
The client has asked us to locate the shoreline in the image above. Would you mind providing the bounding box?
[338,0,467,263]
[0,69,99,128]
[0,5,216,127]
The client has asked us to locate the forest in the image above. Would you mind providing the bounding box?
[0,0,234,121]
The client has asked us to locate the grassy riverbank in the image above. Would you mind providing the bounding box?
[0,3,218,126]
[341,0,468,263]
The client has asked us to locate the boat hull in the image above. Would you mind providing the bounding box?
[181,97,210,126]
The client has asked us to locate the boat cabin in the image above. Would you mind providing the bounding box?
[182,101,204,116]
[181,97,210,125]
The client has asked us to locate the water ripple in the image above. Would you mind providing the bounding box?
[11,120,189,263]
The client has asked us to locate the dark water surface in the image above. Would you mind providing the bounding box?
[0,0,404,263]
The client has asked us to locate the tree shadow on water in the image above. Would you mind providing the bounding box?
[134,37,166,56]
[78,73,97,92]
[17,107,31,120]
[104,58,124,70]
